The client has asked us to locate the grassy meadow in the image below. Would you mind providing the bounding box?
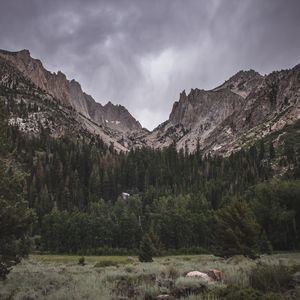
[1,253,300,299]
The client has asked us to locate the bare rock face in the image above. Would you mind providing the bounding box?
[1,48,299,155]
[213,69,263,98]
[0,49,142,136]
[202,65,300,155]
[86,98,142,133]
[0,49,73,107]
[0,51,134,152]
[142,65,300,154]
[142,87,245,152]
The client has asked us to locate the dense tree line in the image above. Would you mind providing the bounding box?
[1,97,300,258]
[0,100,35,279]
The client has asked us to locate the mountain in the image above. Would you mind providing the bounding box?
[1,48,300,267]
[0,48,299,155]
[0,54,131,152]
[141,66,300,155]
[0,49,144,149]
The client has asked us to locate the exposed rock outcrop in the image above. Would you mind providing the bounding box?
[1,48,299,155]
[141,65,300,155]
[0,52,128,152]
[0,49,142,136]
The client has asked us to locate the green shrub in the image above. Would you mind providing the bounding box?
[215,286,284,300]
[216,286,263,300]
[249,264,293,293]
[0,262,10,281]
[173,277,208,298]
[78,256,85,266]
[261,292,283,300]
[166,265,179,279]
[143,285,168,300]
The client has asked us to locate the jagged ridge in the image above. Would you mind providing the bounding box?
[0,48,299,155]
[141,65,300,154]
[0,49,142,135]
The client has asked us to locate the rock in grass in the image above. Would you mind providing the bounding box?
[186,271,212,282]
[207,269,224,281]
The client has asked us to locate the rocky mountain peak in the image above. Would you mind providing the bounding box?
[105,100,113,107]
[0,49,143,136]
[143,64,299,155]
[57,70,67,79]
[102,101,142,132]
[214,69,263,98]
[229,69,260,80]
[18,49,31,57]
[1,48,299,155]
[179,89,187,100]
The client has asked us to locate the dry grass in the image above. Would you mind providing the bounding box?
[0,253,299,299]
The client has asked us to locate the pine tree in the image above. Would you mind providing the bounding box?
[0,100,35,279]
[259,141,265,161]
[269,142,275,159]
[214,199,262,258]
[138,233,155,262]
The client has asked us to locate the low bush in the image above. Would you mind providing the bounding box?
[143,285,170,300]
[78,256,85,266]
[249,263,293,293]
[172,277,208,298]
[214,286,283,300]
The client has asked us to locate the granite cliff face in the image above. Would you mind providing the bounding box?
[0,49,142,136]
[141,66,299,154]
[0,48,299,155]
[205,65,300,154]
[143,88,244,152]
[0,50,146,151]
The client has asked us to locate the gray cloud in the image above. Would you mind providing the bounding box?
[1,0,300,129]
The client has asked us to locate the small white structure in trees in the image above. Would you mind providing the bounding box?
[121,192,130,200]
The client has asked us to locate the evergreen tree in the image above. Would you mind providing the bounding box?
[138,233,155,262]
[0,99,35,279]
[269,142,275,159]
[259,141,265,161]
[214,199,262,258]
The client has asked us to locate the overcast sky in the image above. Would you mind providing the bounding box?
[1,0,300,129]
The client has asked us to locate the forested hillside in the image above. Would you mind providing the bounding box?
[1,94,300,257]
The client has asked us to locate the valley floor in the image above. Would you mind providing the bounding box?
[1,253,300,300]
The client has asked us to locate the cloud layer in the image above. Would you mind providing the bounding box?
[1,0,300,129]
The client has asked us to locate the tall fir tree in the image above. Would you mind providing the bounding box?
[139,233,155,262]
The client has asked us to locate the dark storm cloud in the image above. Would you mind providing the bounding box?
[1,0,300,129]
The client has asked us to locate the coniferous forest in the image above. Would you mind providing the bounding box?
[1,96,300,262]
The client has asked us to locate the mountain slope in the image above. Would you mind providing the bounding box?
[0,49,143,137]
[141,66,300,154]
[0,53,128,152]
[0,48,299,156]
